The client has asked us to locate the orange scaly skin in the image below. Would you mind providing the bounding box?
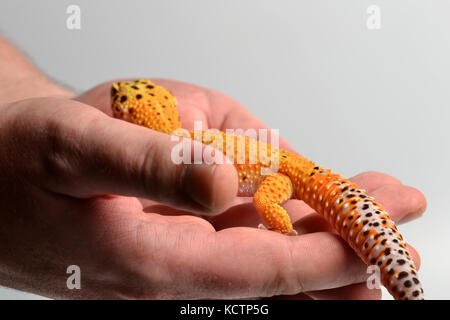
[111,79,424,300]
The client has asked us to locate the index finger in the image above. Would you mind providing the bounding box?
[76,79,295,151]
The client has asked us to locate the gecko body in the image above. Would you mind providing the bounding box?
[111,79,424,300]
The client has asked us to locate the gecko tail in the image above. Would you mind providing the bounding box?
[298,166,424,300]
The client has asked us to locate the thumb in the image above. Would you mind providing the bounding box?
[26,98,238,214]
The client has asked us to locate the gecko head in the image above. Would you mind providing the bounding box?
[110,79,181,134]
[110,80,146,122]
[279,150,290,165]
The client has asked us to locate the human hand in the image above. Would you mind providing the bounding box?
[72,79,426,299]
[0,35,426,300]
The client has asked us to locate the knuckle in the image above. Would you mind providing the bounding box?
[276,239,306,295]
[259,239,305,297]
[40,113,77,185]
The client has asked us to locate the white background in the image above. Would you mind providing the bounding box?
[0,0,449,299]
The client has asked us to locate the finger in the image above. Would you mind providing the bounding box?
[272,283,381,300]
[18,97,238,215]
[264,293,312,300]
[261,244,420,300]
[407,243,421,270]
[305,283,382,300]
[291,184,427,233]
[209,199,320,232]
[366,184,427,224]
[211,169,426,234]
[168,229,370,298]
[207,202,260,230]
[350,171,402,194]
[76,79,294,151]
[75,81,113,115]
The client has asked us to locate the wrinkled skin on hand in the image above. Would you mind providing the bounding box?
[0,78,426,299]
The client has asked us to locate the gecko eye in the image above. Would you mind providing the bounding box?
[112,82,119,93]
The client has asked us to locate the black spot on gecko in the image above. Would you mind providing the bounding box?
[365,212,372,217]
[404,280,412,288]
[384,248,391,256]
[398,271,408,280]
[120,96,127,103]
[136,94,142,100]
[413,290,420,297]
[146,85,154,89]
[397,259,406,265]
[381,239,387,245]
[131,85,139,90]
[362,204,370,210]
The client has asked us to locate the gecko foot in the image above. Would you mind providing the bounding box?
[257,223,298,236]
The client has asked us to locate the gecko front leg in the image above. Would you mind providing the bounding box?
[253,173,297,235]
